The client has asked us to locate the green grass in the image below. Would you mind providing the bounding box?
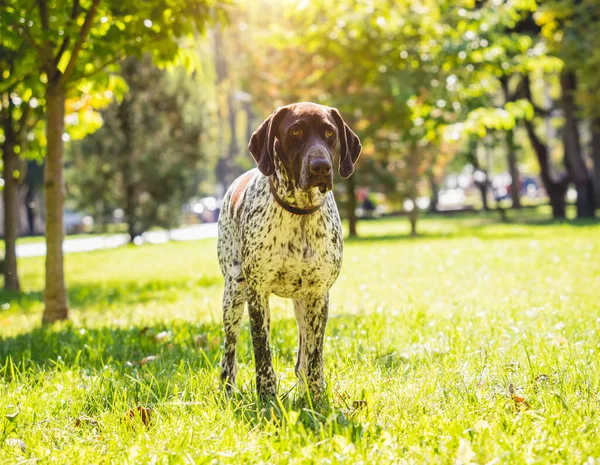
[1,212,599,463]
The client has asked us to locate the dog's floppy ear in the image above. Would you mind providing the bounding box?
[330,108,362,179]
[248,107,288,177]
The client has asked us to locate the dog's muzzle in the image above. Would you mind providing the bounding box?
[309,158,333,193]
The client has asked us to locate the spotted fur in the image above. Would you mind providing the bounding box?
[217,102,361,399]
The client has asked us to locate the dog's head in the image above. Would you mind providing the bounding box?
[248,102,362,193]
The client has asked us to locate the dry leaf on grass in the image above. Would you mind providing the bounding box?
[140,355,159,365]
[75,416,99,428]
[509,383,532,409]
[123,406,152,427]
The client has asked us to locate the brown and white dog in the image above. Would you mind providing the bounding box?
[217,102,361,398]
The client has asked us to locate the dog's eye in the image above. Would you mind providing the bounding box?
[290,128,303,138]
[325,129,335,138]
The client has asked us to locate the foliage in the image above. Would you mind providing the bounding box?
[67,56,209,238]
[536,0,600,119]
[1,215,599,462]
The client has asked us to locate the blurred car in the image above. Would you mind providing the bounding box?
[492,174,541,201]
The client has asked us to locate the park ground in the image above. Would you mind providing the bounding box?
[1,210,600,464]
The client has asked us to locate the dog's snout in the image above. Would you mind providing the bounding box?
[309,159,332,176]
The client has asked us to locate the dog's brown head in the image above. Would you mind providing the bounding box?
[249,102,362,193]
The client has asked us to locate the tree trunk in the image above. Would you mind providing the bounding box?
[117,98,140,242]
[2,143,21,291]
[561,71,595,218]
[345,175,358,238]
[523,119,568,218]
[228,94,238,159]
[408,145,419,236]
[592,119,600,209]
[408,207,418,236]
[506,128,521,209]
[25,187,36,236]
[244,100,255,144]
[500,75,522,209]
[476,176,489,212]
[522,75,568,218]
[428,171,439,213]
[42,86,69,324]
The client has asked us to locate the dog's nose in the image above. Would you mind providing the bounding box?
[310,159,332,176]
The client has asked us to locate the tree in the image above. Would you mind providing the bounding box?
[68,56,209,240]
[4,0,226,323]
[246,0,463,236]
[0,39,43,291]
[535,0,597,217]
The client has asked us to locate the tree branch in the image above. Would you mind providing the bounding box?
[53,0,81,68]
[517,74,554,116]
[76,55,122,81]
[56,0,101,88]
[0,75,25,95]
[37,0,49,31]
[7,23,48,61]
[15,103,33,139]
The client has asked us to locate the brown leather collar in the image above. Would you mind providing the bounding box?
[269,178,324,215]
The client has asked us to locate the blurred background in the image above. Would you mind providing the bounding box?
[2,0,599,248]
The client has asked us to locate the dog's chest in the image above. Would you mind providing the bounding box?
[242,200,343,298]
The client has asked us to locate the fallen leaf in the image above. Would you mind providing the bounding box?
[75,416,99,428]
[509,383,532,409]
[140,355,159,365]
[5,438,26,453]
[512,394,531,409]
[123,406,152,427]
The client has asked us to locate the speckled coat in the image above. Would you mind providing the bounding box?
[217,103,361,399]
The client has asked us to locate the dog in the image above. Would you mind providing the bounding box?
[217,102,361,398]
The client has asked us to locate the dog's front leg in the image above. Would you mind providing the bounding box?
[294,292,329,399]
[247,288,277,398]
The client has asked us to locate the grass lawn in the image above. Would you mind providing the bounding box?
[1,212,599,463]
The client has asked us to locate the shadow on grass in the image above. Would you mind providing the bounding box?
[0,319,229,416]
[0,274,222,313]
[1,317,372,440]
[0,320,224,372]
